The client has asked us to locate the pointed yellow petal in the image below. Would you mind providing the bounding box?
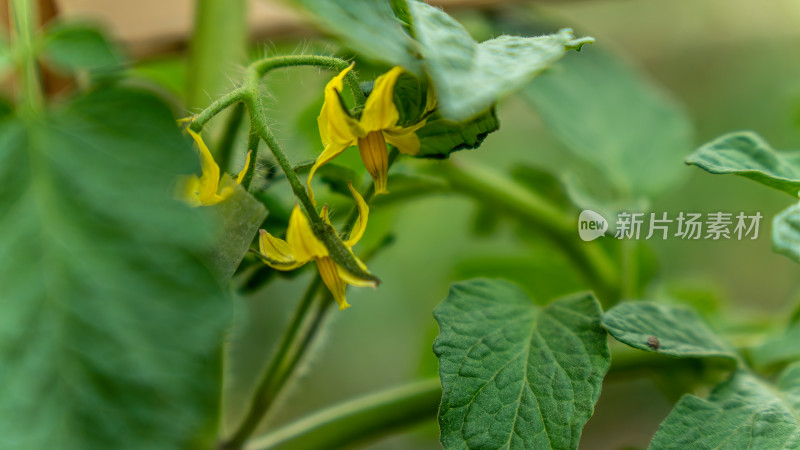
[316,257,350,310]
[307,142,349,205]
[319,64,362,148]
[344,182,369,247]
[383,121,425,155]
[361,66,403,132]
[357,131,389,195]
[235,151,252,185]
[179,175,203,207]
[257,229,306,271]
[286,205,328,261]
[187,129,221,202]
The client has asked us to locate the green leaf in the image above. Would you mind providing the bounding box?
[0,87,229,449]
[42,22,124,73]
[208,181,267,280]
[687,132,800,196]
[650,366,800,449]
[773,202,800,263]
[409,1,591,121]
[434,279,609,449]
[290,0,420,72]
[523,46,692,198]
[751,324,800,370]
[416,108,499,158]
[602,302,738,362]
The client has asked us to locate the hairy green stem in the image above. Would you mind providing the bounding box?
[246,379,440,450]
[433,160,620,303]
[251,55,366,107]
[10,0,42,113]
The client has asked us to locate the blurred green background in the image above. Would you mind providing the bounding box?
[59,0,800,448]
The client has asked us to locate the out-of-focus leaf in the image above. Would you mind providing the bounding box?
[687,132,800,196]
[434,279,608,449]
[409,1,591,121]
[602,302,738,362]
[523,46,692,198]
[416,108,499,158]
[208,181,267,280]
[290,0,420,72]
[773,202,800,263]
[650,366,800,449]
[0,87,229,449]
[42,22,124,73]
[751,324,800,370]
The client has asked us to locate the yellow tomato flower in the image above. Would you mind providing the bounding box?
[258,183,375,310]
[182,129,250,206]
[308,65,432,203]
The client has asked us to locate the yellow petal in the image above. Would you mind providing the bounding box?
[286,205,328,261]
[360,66,403,132]
[319,64,362,148]
[383,120,426,155]
[357,131,389,195]
[187,129,221,202]
[307,142,350,205]
[235,151,252,185]
[344,182,369,248]
[316,257,350,310]
[257,229,306,271]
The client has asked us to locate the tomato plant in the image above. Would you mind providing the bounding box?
[2,0,798,449]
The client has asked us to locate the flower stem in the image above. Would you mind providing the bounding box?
[245,379,440,450]
[10,0,43,114]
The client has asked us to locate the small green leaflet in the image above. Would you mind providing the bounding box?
[687,131,800,196]
[408,1,591,121]
[650,366,800,449]
[602,302,739,363]
[434,279,609,449]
